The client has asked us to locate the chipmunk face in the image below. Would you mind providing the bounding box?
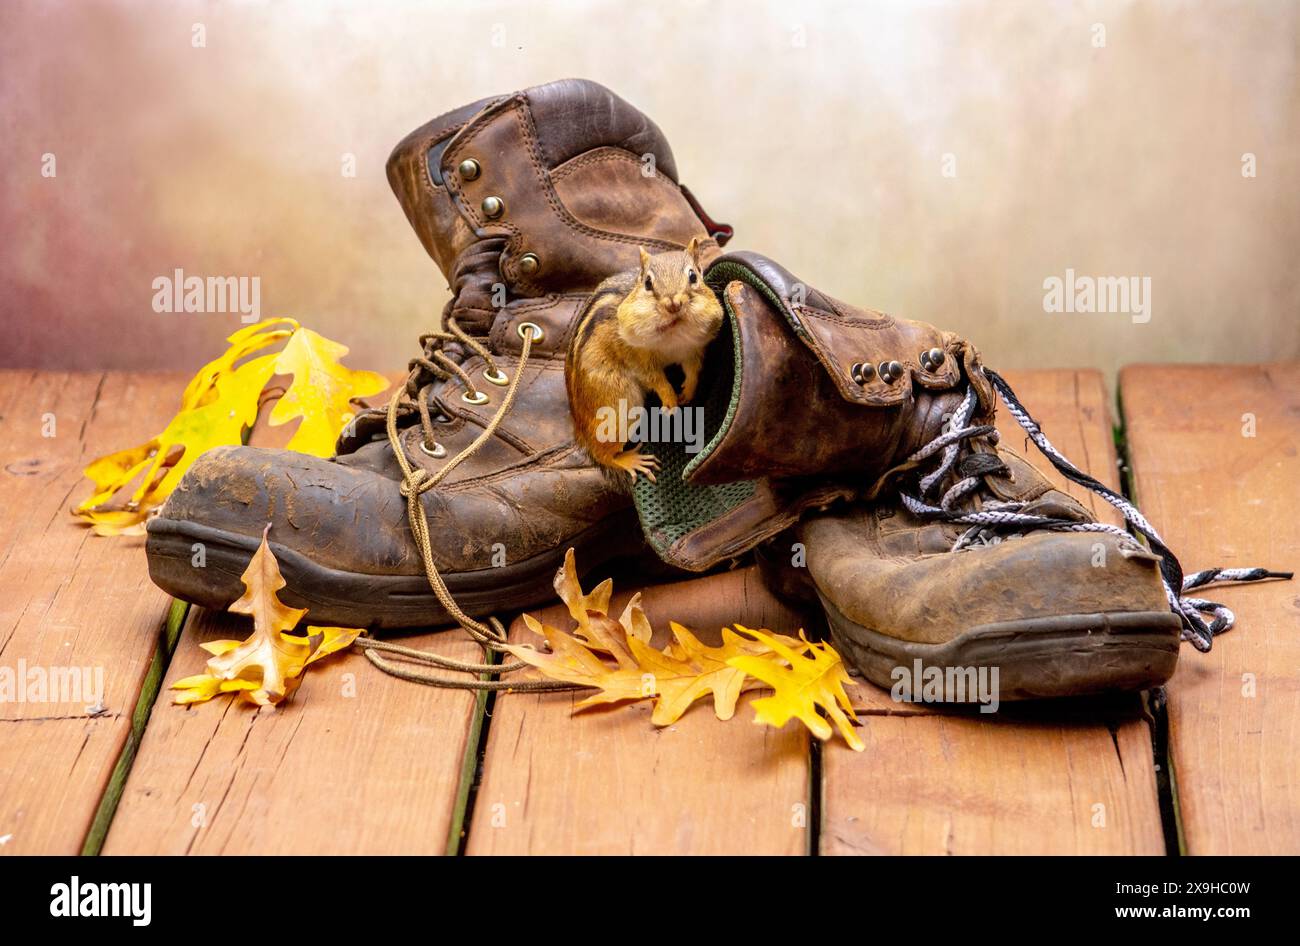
[617,238,723,352]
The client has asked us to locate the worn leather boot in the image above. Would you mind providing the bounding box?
[146,79,730,628]
[628,251,1269,699]
[790,453,1182,701]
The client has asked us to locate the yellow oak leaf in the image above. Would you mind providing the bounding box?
[73,318,296,533]
[617,593,653,645]
[504,550,811,727]
[178,319,298,412]
[171,527,363,707]
[171,675,258,705]
[74,318,385,535]
[267,327,389,456]
[631,623,780,725]
[727,627,865,751]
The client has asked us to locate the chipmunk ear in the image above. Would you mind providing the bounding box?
[638,246,651,274]
[686,236,702,266]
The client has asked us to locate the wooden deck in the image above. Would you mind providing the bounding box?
[0,364,1295,856]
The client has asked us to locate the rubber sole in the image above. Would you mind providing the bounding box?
[818,593,1182,702]
[146,509,654,630]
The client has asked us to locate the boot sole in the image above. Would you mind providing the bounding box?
[818,594,1182,702]
[146,510,651,630]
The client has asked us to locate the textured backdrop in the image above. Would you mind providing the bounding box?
[2,0,1297,381]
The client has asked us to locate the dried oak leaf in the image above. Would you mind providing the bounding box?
[171,527,362,707]
[504,550,804,726]
[727,627,864,751]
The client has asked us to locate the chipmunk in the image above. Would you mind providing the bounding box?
[566,237,724,482]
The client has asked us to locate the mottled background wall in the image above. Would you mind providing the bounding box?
[2,0,1297,381]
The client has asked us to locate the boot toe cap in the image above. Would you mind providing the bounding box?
[808,526,1171,646]
[149,445,419,576]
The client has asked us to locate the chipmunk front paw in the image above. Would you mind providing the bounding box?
[612,446,659,483]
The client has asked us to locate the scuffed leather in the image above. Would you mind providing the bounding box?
[687,281,964,484]
[798,453,1169,645]
[524,78,680,181]
[438,92,710,299]
[709,252,964,406]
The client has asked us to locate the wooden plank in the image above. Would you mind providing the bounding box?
[466,568,819,855]
[99,366,482,854]
[102,607,483,855]
[0,370,187,855]
[822,369,1166,854]
[1121,362,1300,855]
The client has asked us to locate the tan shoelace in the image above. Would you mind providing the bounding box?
[354,318,581,692]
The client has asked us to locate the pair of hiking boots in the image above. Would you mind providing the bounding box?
[146,79,1266,702]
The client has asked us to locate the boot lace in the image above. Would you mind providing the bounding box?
[894,367,1290,652]
[352,236,581,692]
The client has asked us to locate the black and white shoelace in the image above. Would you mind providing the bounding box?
[897,367,1290,652]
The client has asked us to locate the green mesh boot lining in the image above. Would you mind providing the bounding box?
[632,260,800,560]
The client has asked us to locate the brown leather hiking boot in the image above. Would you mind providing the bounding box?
[624,251,1284,699]
[788,371,1290,701]
[146,79,730,628]
[793,454,1181,702]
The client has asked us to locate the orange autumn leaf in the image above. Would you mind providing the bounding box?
[504,550,814,728]
[171,526,362,707]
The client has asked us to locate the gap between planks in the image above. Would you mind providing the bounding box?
[1121,362,1300,855]
[0,371,191,856]
[819,369,1166,855]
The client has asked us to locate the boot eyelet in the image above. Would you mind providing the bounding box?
[850,362,875,385]
[517,322,544,342]
[920,347,946,371]
[481,196,504,219]
[419,440,447,459]
[457,158,481,181]
[518,253,540,276]
[483,367,509,386]
[462,390,490,405]
[879,360,905,384]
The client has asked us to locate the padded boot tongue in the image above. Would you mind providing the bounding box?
[979,449,1093,522]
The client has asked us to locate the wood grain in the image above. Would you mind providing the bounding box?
[103,608,482,855]
[822,369,1166,854]
[0,370,186,855]
[466,567,821,855]
[1121,362,1300,854]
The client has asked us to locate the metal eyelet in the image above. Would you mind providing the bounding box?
[879,361,906,384]
[461,390,490,405]
[920,347,946,372]
[419,440,447,459]
[517,322,544,342]
[850,362,875,385]
[483,367,509,386]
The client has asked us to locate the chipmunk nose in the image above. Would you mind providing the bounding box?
[665,299,682,314]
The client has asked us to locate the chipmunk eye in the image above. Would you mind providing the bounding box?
[644,276,653,292]
[687,269,698,285]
